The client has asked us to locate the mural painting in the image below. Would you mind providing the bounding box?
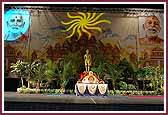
[4,7,164,75]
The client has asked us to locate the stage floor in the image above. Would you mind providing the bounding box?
[4,92,164,111]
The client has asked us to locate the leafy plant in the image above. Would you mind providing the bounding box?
[105,63,124,90]
[55,60,71,90]
[118,81,127,90]
[44,59,56,88]
[32,60,47,89]
[135,66,153,90]
[135,66,163,91]
[119,58,135,80]
[10,60,28,88]
[92,48,108,67]
[91,48,109,80]
[127,84,136,90]
[63,51,81,79]
[91,63,106,79]
[24,59,40,88]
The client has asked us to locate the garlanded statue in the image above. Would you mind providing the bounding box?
[84,49,91,71]
[75,49,107,96]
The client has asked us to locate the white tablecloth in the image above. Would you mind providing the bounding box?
[75,83,108,96]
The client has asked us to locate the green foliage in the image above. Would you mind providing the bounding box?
[55,51,82,89]
[118,81,127,90]
[105,64,123,80]
[17,87,162,96]
[135,66,164,91]
[91,48,108,79]
[108,90,158,96]
[17,88,75,95]
[33,60,46,82]
[119,58,136,80]
[20,85,26,89]
[10,60,28,77]
[114,90,121,95]
[11,59,58,89]
[55,60,71,89]
[10,60,28,87]
[62,51,81,78]
[44,59,56,83]
[127,84,136,90]
[25,59,41,88]
[29,59,57,89]
[105,63,124,90]
[108,90,115,95]
[118,82,136,90]
[91,63,105,79]
[157,88,164,95]
[92,48,108,67]
[135,66,153,90]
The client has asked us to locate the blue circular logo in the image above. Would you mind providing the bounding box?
[4,9,30,41]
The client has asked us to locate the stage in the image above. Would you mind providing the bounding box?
[4,92,164,111]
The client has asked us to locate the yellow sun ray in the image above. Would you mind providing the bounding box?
[88,12,96,21]
[84,25,102,32]
[88,13,104,23]
[81,25,92,39]
[78,12,86,20]
[87,20,111,26]
[65,24,80,38]
[76,26,82,41]
[61,12,111,41]
[61,19,80,25]
[67,12,83,20]
[62,22,79,32]
[87,12,91,20]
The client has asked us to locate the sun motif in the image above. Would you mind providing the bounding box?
[61,12,111,41]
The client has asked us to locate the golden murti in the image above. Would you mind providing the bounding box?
[84,49,91,72]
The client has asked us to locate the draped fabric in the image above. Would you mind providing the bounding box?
[4,7,164,75]
[98,84,108,95]
[87,84,97,94]
[4,10,139,60]
[75,83,108,96]
[76,83,87,94]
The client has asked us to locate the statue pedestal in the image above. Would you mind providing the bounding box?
[75,83,108,96]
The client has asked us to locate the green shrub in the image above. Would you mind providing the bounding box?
[108,90,162,96]
[118,81,127,90]
[17,88,23,93]
[157,88,164,95]
[114,90,121,95]
[69,90,75,94]
[108,90,114,95]
[55,89,61,94]
[127,84,136,90]
[142,91,148,95]
[132,91,138,95]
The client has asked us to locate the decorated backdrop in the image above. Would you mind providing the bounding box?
[4,7,164,74]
